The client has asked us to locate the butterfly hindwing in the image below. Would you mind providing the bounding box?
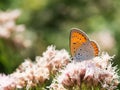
[90,41,99,56]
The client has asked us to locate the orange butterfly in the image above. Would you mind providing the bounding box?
[70,28,99,61]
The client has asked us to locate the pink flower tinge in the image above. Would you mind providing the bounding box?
[0,46,70,90]
[0,74,16,90]
[0,46,119,90]
[50,53,119,90]
[0,10,33,48]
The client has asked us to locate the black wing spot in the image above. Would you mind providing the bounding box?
[73,43,76,44]
[78,53,82,56]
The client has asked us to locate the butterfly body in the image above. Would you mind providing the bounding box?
[70,28,99,61]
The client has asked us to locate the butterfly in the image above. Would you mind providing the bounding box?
[70,28,99,61]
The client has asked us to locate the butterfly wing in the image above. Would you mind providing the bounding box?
[70,28,89,57]
[74,41,95,61]
[90,41,99,56]
[70,28,99,61]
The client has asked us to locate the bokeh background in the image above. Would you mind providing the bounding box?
[0,0,120,88]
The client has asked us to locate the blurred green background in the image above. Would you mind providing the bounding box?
[0,0,120,85]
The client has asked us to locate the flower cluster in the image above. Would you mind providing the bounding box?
[0,46,119,90]
[50,53,119,90]
[0,10,32,48]
[0,74,16,90]
[0,46,70,90]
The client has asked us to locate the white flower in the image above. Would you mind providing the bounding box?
[0,74,16,90]
[52,53,119,90]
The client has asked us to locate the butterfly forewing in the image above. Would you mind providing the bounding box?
[70,28,89,57]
